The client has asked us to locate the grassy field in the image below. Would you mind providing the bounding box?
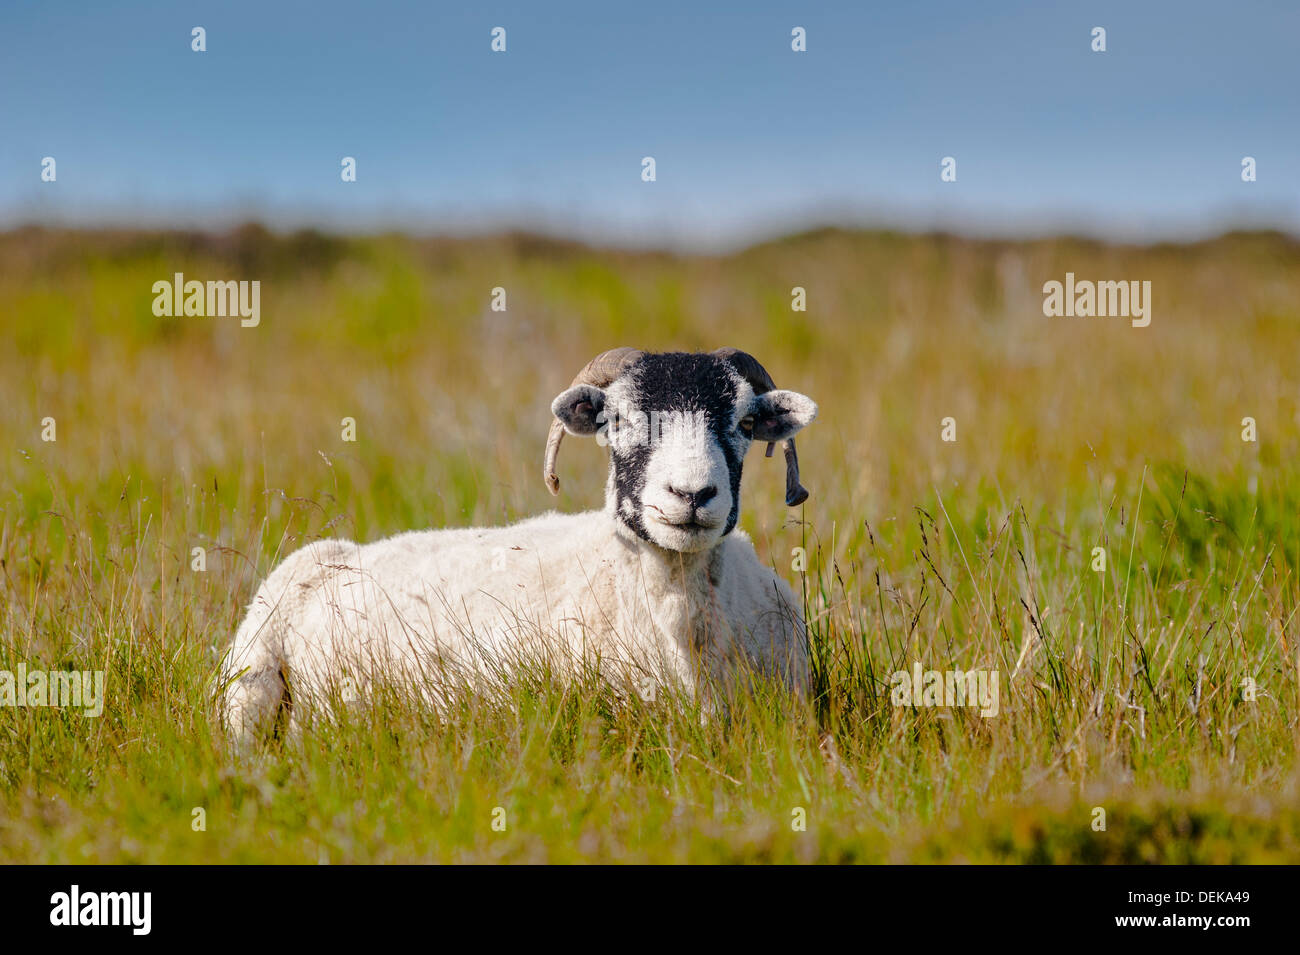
[1,224,1298,863]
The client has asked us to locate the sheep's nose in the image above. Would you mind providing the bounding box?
[669,484,718,508]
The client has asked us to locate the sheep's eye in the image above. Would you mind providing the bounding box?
[738,415,755,436]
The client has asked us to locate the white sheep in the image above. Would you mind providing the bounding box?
[221,347,818,739]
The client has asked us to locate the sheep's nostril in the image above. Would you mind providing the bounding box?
[669,485,718,508]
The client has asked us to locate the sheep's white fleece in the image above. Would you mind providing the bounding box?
[223,508,806,735]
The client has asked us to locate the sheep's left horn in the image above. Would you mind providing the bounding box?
[712,347,809,506]
[544,347,644,495]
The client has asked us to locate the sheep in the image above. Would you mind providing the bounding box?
[221,347,818,740]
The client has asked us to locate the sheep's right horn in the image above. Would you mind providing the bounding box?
[544,347,644,495]
[713,347,809,506]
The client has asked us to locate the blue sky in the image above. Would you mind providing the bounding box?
[1,0,1296,248]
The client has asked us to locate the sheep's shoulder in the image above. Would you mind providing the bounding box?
[714,529,805,674]
[716,529,799,613]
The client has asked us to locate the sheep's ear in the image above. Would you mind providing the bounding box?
[750,389,817,443]
[552,385,606,436]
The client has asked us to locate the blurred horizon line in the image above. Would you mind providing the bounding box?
[4,205,1298,256]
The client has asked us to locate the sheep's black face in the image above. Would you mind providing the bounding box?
[552,352,817,553]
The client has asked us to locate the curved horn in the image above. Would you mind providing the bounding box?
[544,347,644,495]
[712,347,809,506]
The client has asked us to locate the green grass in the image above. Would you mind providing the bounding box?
[1,225,1298,862]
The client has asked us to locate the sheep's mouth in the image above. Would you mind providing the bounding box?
[646,505,718,532]
[662,515,719,532]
